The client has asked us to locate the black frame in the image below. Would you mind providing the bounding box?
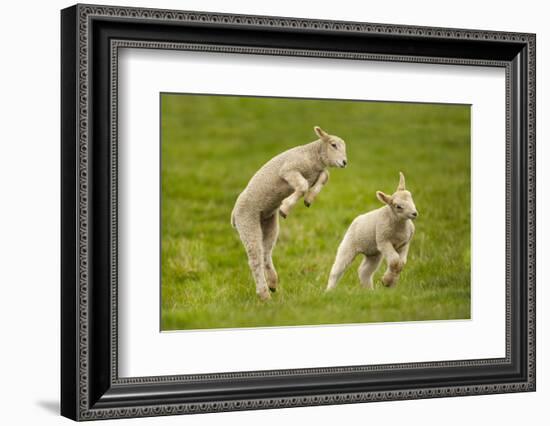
[61,4,536,421]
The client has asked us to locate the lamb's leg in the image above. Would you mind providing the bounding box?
[279,171,309,218]
[326,237,357,291]
[398,242,410,266]
[261,213,279,292]
[235,215,270,300]
[304,170,329,207]
[378,241,403,287]
[358,254,382,290]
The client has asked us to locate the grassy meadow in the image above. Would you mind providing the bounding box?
[161,94,471,331]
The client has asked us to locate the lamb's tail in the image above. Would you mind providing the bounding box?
[230,209,236,228]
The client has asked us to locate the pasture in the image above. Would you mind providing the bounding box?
[161,94,470,330]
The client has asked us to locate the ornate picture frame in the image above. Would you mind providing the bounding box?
[61,4,535,421]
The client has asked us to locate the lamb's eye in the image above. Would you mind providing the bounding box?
[396,205,403,210]
[331,143,337,149]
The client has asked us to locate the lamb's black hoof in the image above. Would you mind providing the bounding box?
[269,287,277,293]
[304,200,311,208]
[279,210,287,219]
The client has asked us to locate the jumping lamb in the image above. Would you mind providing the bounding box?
[326,172,417,291]
[231,126,348,300]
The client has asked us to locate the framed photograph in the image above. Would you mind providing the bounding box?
[61,4,536,421]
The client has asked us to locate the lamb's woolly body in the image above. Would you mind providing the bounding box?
[326,173,417,291]
[232,126,347,300]
[232,141,328,223]
[340,206,415,257]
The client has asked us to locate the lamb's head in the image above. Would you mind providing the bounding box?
[314,126,347,168]
[376,172,418,221]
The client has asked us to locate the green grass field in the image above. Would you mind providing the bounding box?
[161,94,471,331]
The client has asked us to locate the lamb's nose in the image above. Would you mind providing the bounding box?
[412,211,418,217]
[342,159,347,167]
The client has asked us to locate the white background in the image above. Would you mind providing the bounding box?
[0,0,547,425]
[119,50,506,377]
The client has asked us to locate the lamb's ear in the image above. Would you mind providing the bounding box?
[376,191,393,205]
[314,126,329,141]
[397,171,406,191]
